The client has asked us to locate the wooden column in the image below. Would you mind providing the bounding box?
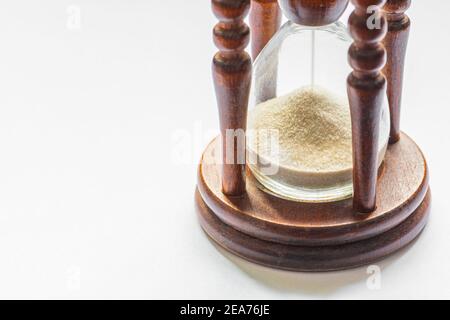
[250,0,282,60]
[212,0,252,196]
[382,0,411,144]
[250,0,282,103]
[348,0,387,213]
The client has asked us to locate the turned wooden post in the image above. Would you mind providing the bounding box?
[348,0,387,213]
[212,0,252,196]
[382,0,411,144]
[250,0,282,60]
[250,0,282,103]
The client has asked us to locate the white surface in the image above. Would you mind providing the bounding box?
[0,0,448,299]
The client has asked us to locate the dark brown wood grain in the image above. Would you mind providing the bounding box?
[197,133,428,246]
[250,0,282,60]
[212,0,252,196]
[382,0,411,144]
[279,0,349,26]
[195,133,431,272]
[198,0,430,272]
[348,0,388,213]
[196,188,430,272]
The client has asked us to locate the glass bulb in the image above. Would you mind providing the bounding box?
[247,21,390,203]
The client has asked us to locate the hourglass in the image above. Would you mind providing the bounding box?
[196,0,430,271]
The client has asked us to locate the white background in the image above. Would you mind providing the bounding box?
[0,0,448,299]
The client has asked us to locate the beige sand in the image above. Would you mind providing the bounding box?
[248,86,353,188]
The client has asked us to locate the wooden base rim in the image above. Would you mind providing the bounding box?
[196,188,431,272]
[195,133,431,271]
[197,133,429,246]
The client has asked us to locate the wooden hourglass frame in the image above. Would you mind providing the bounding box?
[195,0,430,271]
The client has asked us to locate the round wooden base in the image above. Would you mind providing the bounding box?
[195,133,431,272]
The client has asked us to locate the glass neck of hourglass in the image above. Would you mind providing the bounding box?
[287,21,350,90]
